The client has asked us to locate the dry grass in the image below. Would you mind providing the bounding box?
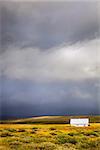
[0,123,100,150]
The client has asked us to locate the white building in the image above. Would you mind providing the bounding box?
[70,118,89,127]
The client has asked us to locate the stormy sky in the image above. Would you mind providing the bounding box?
[0,0,100,119]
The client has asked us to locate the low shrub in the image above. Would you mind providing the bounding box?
[84,131,99,137]
[67,137,77,144]
[1,131,12,137]
[57,135,77,144]
[31,127,38,132]
[68,132,79,136]
[18,129,26,132]
[6,128,16,132]
[49,127,56,131]
[30,130,36,134]
[50,132,57,136]
[9,141,22,146]
[34,142,56,150]
[32,127,38,130]
[78,139,100,149]
[9,141,22,149]
[68,132,74,136]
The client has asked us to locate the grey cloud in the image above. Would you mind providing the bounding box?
[0,38,100,81]
[0,1,99,51]
[0,77,99,119]
[0,1,100,119]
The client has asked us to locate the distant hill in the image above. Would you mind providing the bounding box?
[0,115,100,124]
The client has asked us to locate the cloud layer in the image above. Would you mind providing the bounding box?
[0,1,99,50]
[0,38,100,82]
[0,1,100,118]
[1,78,99,118]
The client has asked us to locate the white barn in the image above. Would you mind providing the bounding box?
[70,118,89,127]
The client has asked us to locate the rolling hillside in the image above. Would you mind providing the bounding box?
[0,115,100,124]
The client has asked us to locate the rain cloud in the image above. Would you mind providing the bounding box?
[0,1,100,119]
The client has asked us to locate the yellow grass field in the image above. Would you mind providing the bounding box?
[0,123,100,150]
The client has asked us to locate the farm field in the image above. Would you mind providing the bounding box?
[0,123,100,150]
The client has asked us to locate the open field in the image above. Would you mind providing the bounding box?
[0,123,100,150]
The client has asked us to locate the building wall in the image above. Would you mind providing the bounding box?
[70,118,89,126]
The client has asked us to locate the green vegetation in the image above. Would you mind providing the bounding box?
[0,123,100,150]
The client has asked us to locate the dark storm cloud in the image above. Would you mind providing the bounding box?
[0,1,99,51]
[0,1,100,119]
[0,77,99,119]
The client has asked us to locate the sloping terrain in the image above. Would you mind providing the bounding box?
[1,115,100,124]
